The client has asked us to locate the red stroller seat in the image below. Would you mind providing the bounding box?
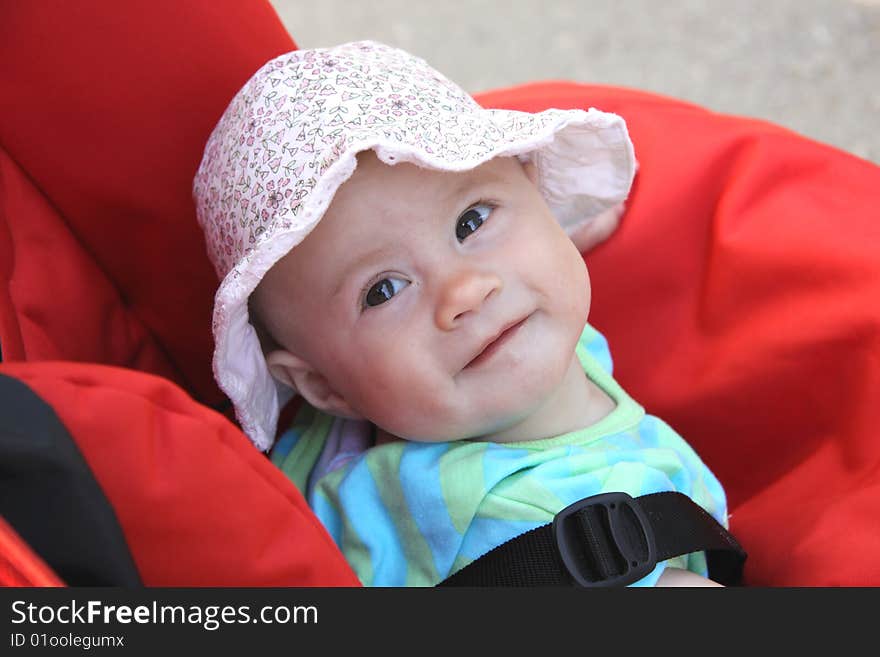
[2,0,878,586]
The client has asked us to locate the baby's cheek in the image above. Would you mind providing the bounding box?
[557,237,591,297]
[570,258,591,318]
[352,370,399,417]
[354,362,416,416]
[535,237,590,301]
[366,375,460,441]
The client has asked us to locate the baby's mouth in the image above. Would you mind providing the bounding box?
[463,314,532,370]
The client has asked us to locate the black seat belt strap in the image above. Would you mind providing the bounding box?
[438,491,746,587]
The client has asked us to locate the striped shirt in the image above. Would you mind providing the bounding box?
[271,323,728,586]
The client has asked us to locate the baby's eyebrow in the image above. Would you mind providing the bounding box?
[331,246,395,299]
[441,176,480,207]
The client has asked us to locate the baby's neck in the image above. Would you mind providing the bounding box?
[374,354,616,446]
[480,353,616,444]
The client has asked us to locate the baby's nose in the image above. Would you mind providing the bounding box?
[434,268,502,330]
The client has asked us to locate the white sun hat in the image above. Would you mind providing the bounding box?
[193,40,636,452]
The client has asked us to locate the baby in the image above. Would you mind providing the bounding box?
[194,41,735,587]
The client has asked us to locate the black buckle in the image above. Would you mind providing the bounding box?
[552,492,657,587]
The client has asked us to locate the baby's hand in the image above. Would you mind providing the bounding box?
[569,202,625,253]
[656,567,723,587]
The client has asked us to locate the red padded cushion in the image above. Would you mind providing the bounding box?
[0,150,181,382]
[0,0,296,408]
[0,361,359,587]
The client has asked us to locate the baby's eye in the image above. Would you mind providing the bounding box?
[363,276,410,308]
[456,203,494,242]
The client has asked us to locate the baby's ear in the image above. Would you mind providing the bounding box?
[265,350,364,420]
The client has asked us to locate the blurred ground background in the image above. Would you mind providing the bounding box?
[270,0,879,164]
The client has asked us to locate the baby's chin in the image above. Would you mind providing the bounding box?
[378,365,575,443]
[396,406,549,444]
[370,402,530,444]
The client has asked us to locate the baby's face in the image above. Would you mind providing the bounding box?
[254,151,591,442]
